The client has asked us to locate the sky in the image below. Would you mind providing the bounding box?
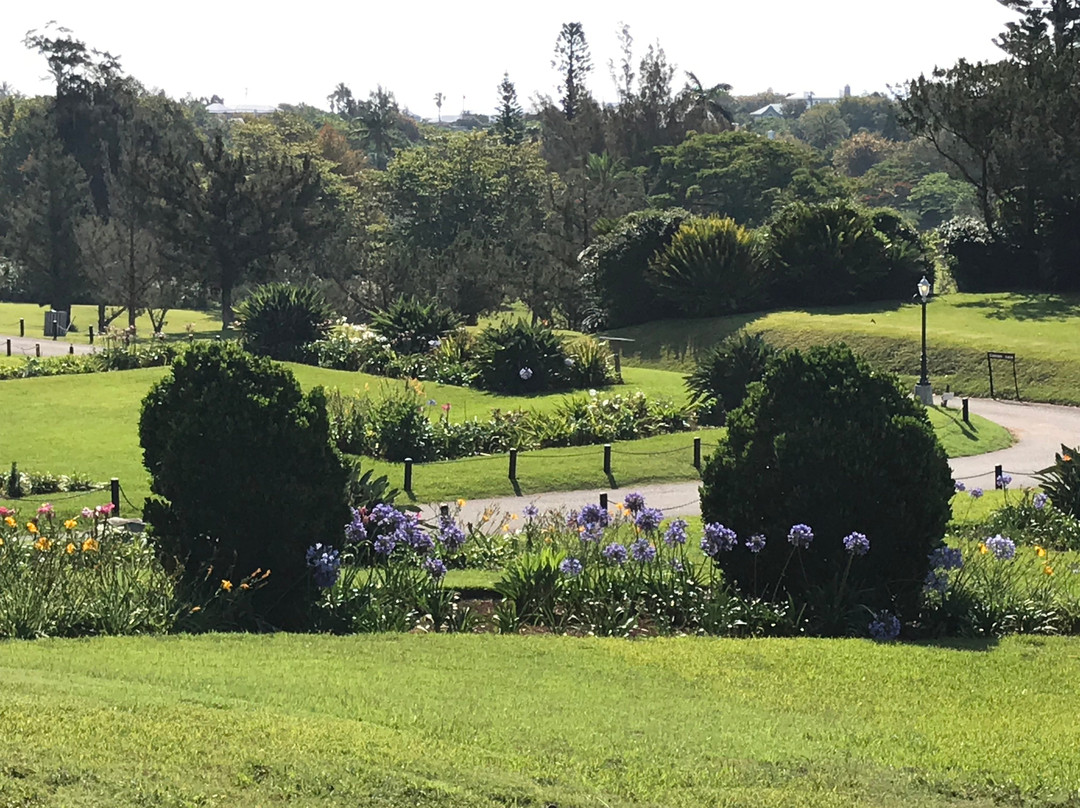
[2,0,1020,120]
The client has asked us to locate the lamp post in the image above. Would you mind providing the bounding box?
[915,276,933,405]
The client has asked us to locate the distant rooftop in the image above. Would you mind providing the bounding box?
[206,102,279,116]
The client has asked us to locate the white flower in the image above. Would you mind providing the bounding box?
[564,357,575,367]
[519,367,533,380]
[588,389,598,396]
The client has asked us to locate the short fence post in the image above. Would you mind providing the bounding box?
[35,343,40,358]
[693,437,702,469]
[439,503,449,518]
[4,339,9,357]
[962,398,970,424]
[613,351,622,376]
[89,326,94,345]
[600,492,608,511]
[19,318,24,337]
[404,458,413,491]
[603,444,612,475]
[68,344,74,355]
[994,464,1004,489]
[508,448,517,480]
[110,478,120,515]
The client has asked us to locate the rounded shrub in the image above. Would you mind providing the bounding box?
[370,296,462,355]
[699,344,953,625]
[469,319,570,394]
[140,342,350,628]
[563,336,618,388]
[937,216,1024,292]
[650,216,766,316]
[235,283,335,362]
[685,331,777,426]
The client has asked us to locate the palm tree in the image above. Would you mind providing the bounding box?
[680,72,734,133]
[434,92,444,122]
[355,86,401,170]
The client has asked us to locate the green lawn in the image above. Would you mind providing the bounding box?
[611,292,1080,405]
[0,302,227,342]
[1,633,1077,807]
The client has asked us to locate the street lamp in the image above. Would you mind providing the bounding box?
[915,276,933,405]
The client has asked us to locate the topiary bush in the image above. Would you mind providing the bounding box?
[685,331,778,426]
[370,296,462,355]
[650,216,767,317]
[699,344,953,627]
[140,342,350,628]
[468,319,570,394]
[235,283,335,362]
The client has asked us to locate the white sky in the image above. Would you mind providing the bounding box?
[2,0,1019,120]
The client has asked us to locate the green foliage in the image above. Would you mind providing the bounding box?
[937,216,1023,292]
[369,296,462,355]
[235,282,335,361]
[762,200,930,306]
[1,466,99,497]
[651,216,766,316]
[685,331,778,425]
[368,388,437,462]
[971,489,1080,552]
[563,336,618,387]
[579,207,690,329]
[700,344,954,622]
[1036,445,1080,520]
[139,342,350,627]
[308,323,393,373]
[468,319,570,393]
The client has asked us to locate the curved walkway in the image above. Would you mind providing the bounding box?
[424,397,1080,522]
[0,334,97,358]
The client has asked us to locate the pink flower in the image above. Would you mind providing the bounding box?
[442,402,451,412]
[37,503,54,517]
[0,506,12,518]
[95,503,116,517]
[81,507,94,518]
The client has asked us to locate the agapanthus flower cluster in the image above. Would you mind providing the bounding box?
[701,522,737,558]
[602,542,628,565]
[371,503,406,531]
[954,480,966,492]
[423,557,447,579]
[306,543,341,588]
[929,546,964,571]
[519,367,533,380]
[663,519,688,546]
[395,515,434,554]
[576,504,610,530]
[623,492,646,513]
[923,569,950,594]
[969,487,984,499]
[1034,493,1048,510]
[630,537,657,563]
[373,534,396,556]
[745,534,767,554]
[580,522,606,543]
[842,531,870,556]
[634,507,664,533]
[868,611,901,641]
[437,516,467,553]
[787,524,814,549]
[559,557,584,577]
[997,473,1013,489]
[985,534,1016,560]
[523,504,540,520]
[345,508,368,544]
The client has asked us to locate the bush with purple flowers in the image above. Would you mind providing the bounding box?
[868,611,901,641]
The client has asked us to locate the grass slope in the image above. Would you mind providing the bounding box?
[0,302,226,342]
[0,367,1011,513]
[611,292,1080,405]
[1,634,1077,807]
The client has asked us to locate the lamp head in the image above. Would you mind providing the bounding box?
[918,276,931,301]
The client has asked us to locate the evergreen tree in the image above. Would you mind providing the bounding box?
[492,73,525,146]
[553,22,593,121]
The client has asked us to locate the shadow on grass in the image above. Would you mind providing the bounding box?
[911,636,1001,653]
[932,405,981,442]
[951,293,1080,322]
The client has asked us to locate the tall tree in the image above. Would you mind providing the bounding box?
[354,86,402,170]
[434,92,444,122]
[327,82,356,116]
[492,73,525,146]
[553,22,593,121]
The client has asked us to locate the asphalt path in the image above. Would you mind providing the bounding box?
[1,334,97,358]
[422,397,1080,522]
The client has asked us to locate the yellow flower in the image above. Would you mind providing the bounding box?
[221,579,233,592]
[64,519,78,531]
[1064,454,1073,462]
[33,537,52,552]
[81,538,99,553]
[1035,546,1047,558]
[190,606,202,613]
[26,522,38,534]
[502,524,510,533]
[978,542,989,554]
[240,582,250,590]
[3,516,15,528]
[0,537,4,547]
[457,498,466,508]
[65,542,76,554]
[1045,565,1054,576]
[510,513,518,520]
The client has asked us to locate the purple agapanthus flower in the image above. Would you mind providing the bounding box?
[985,534,1016,560]
[437,516,467,553]
[635,507,664,533]
[1034,493,1048,510]
[701,522,737,558]
[623,492,646,513]
[787,524,814,549]
[670,558,685,573]
[923,570,950,595]
[970,487,984,499]
[602,543,628,565]
[630,537,657,563]
[395,517,434,554]
[373,534,396,556]
[745,534,767,554]
[842,531,870,556]
[997,473,1013,489]
[559,557,584,577]
[344,508,368,544]
[580,522,605,543]
[577,503,610,529]
[868,611,901,641]
[954,480,967,492]
[306,543,341,588]
[929,546,963,571]
[371,503,406,530]
[423,557,447,579]
[523,504,540,520]
[663,519,688,546]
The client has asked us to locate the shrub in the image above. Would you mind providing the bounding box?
[1036,445,1080,520]
[870,208,936,299]
[235,282,335,362]
[650,216,767,316]
[937,216,1026,292]
[370,296,462,355]
[685,331,778,426]
[469,319,570,393]
[563,337,618,388]
[140,342,350,628]
[368,388,437,462]
[309,323,394,373]
[579,208,691,329]
[699,344,953,624]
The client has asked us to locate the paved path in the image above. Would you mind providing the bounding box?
[1,334,97,358]
[422,397,1080,522]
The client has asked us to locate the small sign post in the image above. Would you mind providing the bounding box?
[986,352,1020,400]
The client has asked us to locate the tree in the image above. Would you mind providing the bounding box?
[353,86,403,170]
[794,103,850,152]
[327,82,356,116]
[832,132,896,177]
[679,71,734,133]
[492,73,525,146]
[553,22,593,121]
[434,91,444,122]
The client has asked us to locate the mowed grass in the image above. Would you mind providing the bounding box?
[0,366,1011,513]
[1,633,1078,807]
[611,292,1080,405]
[0,302,226,342]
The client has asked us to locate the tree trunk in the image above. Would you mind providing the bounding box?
[221,284,234,327]
[98,303,107,333]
